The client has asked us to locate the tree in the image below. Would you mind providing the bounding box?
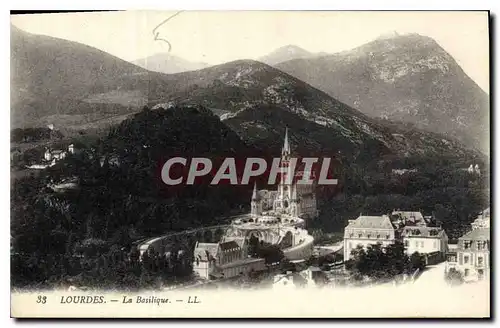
[258,244,284,265]
[408,252,426,273]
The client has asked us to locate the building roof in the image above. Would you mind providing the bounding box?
[282,127,290,154]
[347,215,394,230]
[252,183,260,201]
[257,190,270,198]
[459,228,490,241]
[223,236,246,249]
[401,226,446,238]
[391,211,426,225]
[194,242,219,261]
[218,240,240,252]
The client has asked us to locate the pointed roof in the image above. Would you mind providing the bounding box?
[347,215,395,230]
[401,226,446,238]
[219,240,240,251]
[459,228,490,241]
[282,127,290,154]
[194,242,219,261]
[252,182,260,201]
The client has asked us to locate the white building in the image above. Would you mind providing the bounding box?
[272,269,315,289]
[391,211,428,226]
[343,215,396,261]
[467,164,481,175]
[401,226,448,257]
[192,238,266,280]
[44,143,77,163]
[446,228,490,282]
[472,208,490,230]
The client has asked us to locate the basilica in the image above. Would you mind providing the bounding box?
[192,129,317,280]
[251,128,318,220]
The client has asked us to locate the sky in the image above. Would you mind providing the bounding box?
[11,11,489,92]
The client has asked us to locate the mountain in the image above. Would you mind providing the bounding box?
[132,53,209,74]
[152,59,483,163]
[275,34,490,154]
[258,45,316,66]
[10,25,483,164]
[10,25,171,130]
[149,59,361,119]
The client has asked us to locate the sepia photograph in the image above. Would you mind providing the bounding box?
[9,10,490,318]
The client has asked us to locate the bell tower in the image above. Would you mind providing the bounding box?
[251,182,262,217]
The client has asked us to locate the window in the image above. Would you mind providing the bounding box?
[377,234,381,239]
[464,256,469,264]
[350,233,354,238]
[367,234,371,239]
[349,243,352,249]
[358,234,362,238]
[420,241,425,248]
[464,241,471,249]
[404,240,409,247]
[386,235,390,239]
[464,269,469,277]
[433,241,437,248]
[478,256,484,266]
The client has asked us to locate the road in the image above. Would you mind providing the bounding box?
[412,262,447,287]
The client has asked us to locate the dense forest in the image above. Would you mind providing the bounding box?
[11,105,490,289]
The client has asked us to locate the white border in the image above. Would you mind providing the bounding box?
[3,1,497,327]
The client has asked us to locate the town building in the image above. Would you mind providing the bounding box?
[272,267,319,289]
[343,215,397,261]
[44,143,77,163]
[466,164,481,175]
[343,211,448,261]
[401,226,448,260]
[445,228,490,282]
[391,211,429,227]
[391,168,418,175]
[472,208,490,230]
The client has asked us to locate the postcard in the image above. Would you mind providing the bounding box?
[10,10,490,318]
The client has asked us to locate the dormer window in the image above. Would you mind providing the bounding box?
[367,234,371,239]
[358,234,362,238]
[377,234,381,239]
[464,241,471,249]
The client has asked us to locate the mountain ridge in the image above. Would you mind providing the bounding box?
[132,52,210,74]
[275,33,489,154]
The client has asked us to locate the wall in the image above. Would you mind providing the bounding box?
[404,237,444,256]
[343,238,394,261]
[193,260,212,280]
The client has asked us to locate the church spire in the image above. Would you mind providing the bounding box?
[252,182,259,201]
[282,127,290,155]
